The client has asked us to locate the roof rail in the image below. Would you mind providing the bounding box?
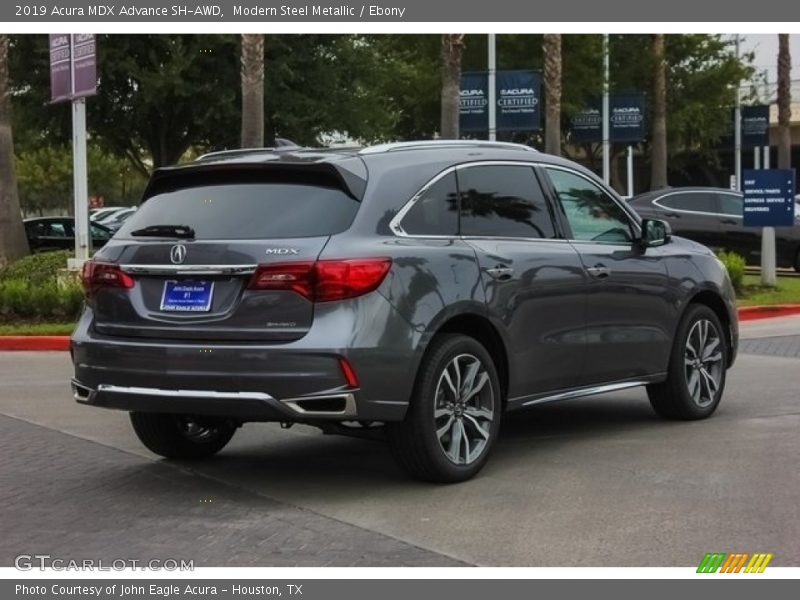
[195,139,303,162]
[358,140,537,155]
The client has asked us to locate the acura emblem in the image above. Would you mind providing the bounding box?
[170,244,187,264]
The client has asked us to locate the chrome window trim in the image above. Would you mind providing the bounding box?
[390,160,645,244]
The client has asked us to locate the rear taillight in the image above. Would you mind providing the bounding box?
[81,261,135,298]
[248,258,391,302]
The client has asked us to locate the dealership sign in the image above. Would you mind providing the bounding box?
[49,34,97,103]
[570,93,646,143]
[459,70,541,132]
[742,169,796,227]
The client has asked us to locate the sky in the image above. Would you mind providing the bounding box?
[738,34,799,83]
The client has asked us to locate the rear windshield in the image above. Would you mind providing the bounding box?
[116,171,360,240]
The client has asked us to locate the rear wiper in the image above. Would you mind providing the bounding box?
[130,225,195,239]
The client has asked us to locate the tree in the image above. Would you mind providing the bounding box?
[240,34,265,148]
[777,34,792,170]
[440,34,464,139]
[543,34,562,155]
[16,144,147,216]
[0,34,29,266]
[650,34,668,189]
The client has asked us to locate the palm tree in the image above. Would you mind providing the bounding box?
[0,34,29,267]
[240,34,265,148]
[777,34,792,169]
[650,34,668,189]
[543,34,562,155]
[440,34,465,139]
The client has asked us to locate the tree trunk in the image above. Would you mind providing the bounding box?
[650,34,668,190]
[543,34,562,155]
[0,35,29,267]
[440,34,464,139]
[777,34,792,170]
[240,34,265,148]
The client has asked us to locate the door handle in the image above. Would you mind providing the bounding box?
[665,212,680,219]
[485,265,514,280]
[720,219,737,225]
[586,265,611,279]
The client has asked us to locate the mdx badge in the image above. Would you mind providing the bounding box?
[265,248,299,255]
[170,244,187,264]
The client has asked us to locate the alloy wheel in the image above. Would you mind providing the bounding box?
[433,353,495,465]
[684,319,724,408]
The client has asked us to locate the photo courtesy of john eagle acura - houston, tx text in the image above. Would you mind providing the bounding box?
[70,140,738,483]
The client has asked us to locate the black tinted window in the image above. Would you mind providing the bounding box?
[458,165,556,239]
[116,172,359,240]
[718,193,743,217]
[659,193,716,213]
[401,172,458,235]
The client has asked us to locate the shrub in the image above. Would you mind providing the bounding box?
[0,251,84,322]
[0,277,84,321]
[0,250,73,285]
[717,250,746,294]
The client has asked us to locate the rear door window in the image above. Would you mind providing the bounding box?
[400,171,459,236]
[116,170,360,240]
[458,165,557,239]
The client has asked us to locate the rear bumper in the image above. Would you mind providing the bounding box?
[70,292,421,422]
[71,380,357,421]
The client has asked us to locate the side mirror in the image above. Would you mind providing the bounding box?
[640,218,671,248]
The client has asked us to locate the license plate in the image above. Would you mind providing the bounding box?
[160,280,214,312]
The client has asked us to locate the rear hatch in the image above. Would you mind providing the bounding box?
[89,163,363,342]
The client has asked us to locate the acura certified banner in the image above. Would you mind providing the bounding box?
[570,93,646,143]
[459,70,541,133]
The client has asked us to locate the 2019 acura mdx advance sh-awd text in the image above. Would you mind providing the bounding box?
[71,141,738,482]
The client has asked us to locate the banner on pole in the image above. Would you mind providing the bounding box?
[49,34,97,103]
[570,93,646,143]
[459,70,541,133]
[741,105,770,148]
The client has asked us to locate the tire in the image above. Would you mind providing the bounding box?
[129,412,236,459]
[388,334,502,483]
[647,304,728,420]
[794,248,800,274]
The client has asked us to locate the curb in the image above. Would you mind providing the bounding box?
[737,304,800,322]
[2,305,800,351]
[0,336,71,351]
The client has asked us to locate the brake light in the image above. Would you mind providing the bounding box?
[248,258,391,302]
[81,261,135,298]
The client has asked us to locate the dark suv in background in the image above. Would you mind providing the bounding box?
[630,187,800,272]
[71,141,738,482]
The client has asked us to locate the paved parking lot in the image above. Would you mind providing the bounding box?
[1,316,799,567]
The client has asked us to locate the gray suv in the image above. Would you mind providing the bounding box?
[71,141,738,482]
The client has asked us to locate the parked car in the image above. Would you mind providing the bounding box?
[90,207,128,222]
[71,141,738,482]
[24,217,113,252]
[100,208,136,231]
[97,207,136,232]
[630,187,800,272]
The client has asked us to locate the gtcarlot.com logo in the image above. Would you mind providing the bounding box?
[697,552,773,573]
[14,554,194,571]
